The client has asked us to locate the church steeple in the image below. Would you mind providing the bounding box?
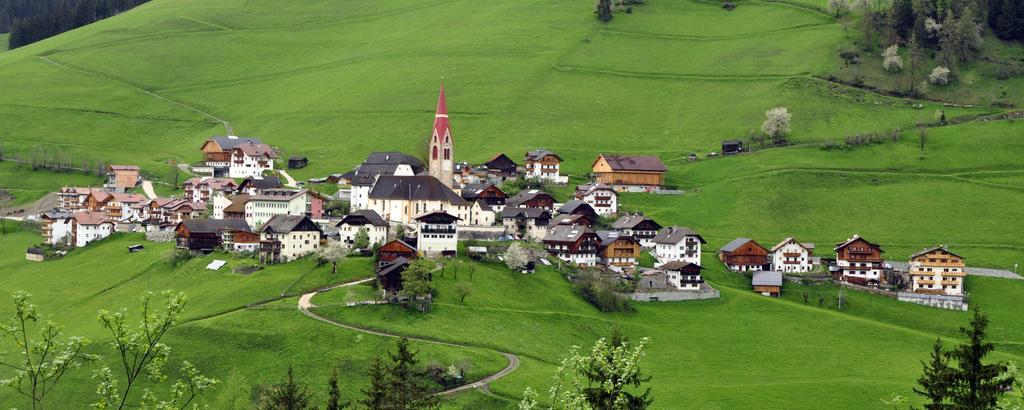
[428,79,454,188]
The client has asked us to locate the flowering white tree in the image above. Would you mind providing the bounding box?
[929,66,951,85]
[318,239,349,274]
[524,332,652,409]
[882,44,903,72]
[761,107,791,141]
[504,242,531,272]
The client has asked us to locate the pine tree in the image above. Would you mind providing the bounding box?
[914,338,953,409]
[595,0,613,22]
[327,367,349,410]
[360,356,389,410]
[938,10,959,66]
[258,366,312,410]
[947,308,1008,409]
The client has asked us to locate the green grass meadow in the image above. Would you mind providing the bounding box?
[0,0,1022,407]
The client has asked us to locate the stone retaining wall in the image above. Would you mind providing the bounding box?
[898,292,969,311]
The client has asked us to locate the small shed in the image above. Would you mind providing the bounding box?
[752,271,782,297]
[25,248,44,262]
[722,140,744,155]
[288,156,308,169]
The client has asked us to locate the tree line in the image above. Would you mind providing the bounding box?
[0,0,150,49]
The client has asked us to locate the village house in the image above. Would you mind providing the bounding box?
[40,212,71,246]
[336,210,390,248]
[661,261,706,290]
[506,189,556,210]
[377,240,418,266]
[611,214,662,248]
[552,213,594,228]
[574,183,617,216]
[366,175,479,226]
[69,211,115,248]
[591,154,667,192]
[415,211,460,257]
[718,238,770,272]
[143,198,204,227]
[288,156,308,169]
[501,207,551,241]
[57,187,104,212]
[771,237,816,273]
[556,200,598,222]
[652,226,705,267]
[88,191,148,222]
[176,219,252,253]
[427,82,456,189]
[182,177,237,204]
[198,136,277,178]
[460,183,507,211]
[596,231,641,271]
[752,271,783,297]
[908,246,966,296]
[236,175,284,195]
[258,215,322,263]
[343,152,424,212]
[222,226,261,253]
[543,224,599,267]
[376,257,411,298]
[224,189,323,228]
[483,153,519,179]
[105,165,140,192]
[833,235,886,286]
[524,149,567,184]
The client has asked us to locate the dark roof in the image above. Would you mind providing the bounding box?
[369,176,468,205]
[611,214,659,230]
[337,210,389,227]
[506,190,553,207]
[484,153,518,169]
[223,195,251,213]
[525,149,562,161]
[910,246,963,260]
[289,156,307,161]
[553,213,589,226]
[834,235,884,252]
[720,237,755,253]
[415,210,461,223]
[770,237,815,252]
[722,140,744,146]
[501,207,550,219]
[659,261,704,271]
[597,155,667,172]
[752,271,783,286]
[348,163,404,186]
[575,183,614,196]
[652,226,706,244]
[346,152,426,186]
[557,200,594,215]
[238,176,283,191]
[376,257,410,277]
[460,183,501,200]
[365,152,425,169]
[210,136,265,149]
[543,224,594,243]
[180,219,252,234]
[595,230,637,246]
[259,215,322,234]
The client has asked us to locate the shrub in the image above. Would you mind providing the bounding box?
[929,66,951,85]
[571,271,635,313]
[882,44,903,72]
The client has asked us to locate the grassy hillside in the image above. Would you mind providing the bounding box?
[312,252,1024,409]
[0,161,103,205]
[0,0,997,183]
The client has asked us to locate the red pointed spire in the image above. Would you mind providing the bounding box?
[436,79,448,117]
[432,79,451,142]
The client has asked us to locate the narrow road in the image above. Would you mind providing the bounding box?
[141,180,158,199]
[297,279,521,397]
[279,170,298,188]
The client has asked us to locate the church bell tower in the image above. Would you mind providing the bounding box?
[428,80,454,188]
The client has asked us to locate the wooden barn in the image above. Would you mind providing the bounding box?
[591,154,667,191]
[484,153,518,177]
[176,219,252,253]
[752,271,782,297]
[288,156,308,169]
[378,239,418,266]
[718,238,770,272]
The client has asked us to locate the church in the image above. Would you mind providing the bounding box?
[363,81,495,227]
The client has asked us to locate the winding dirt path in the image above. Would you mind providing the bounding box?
[297,279,520,397]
